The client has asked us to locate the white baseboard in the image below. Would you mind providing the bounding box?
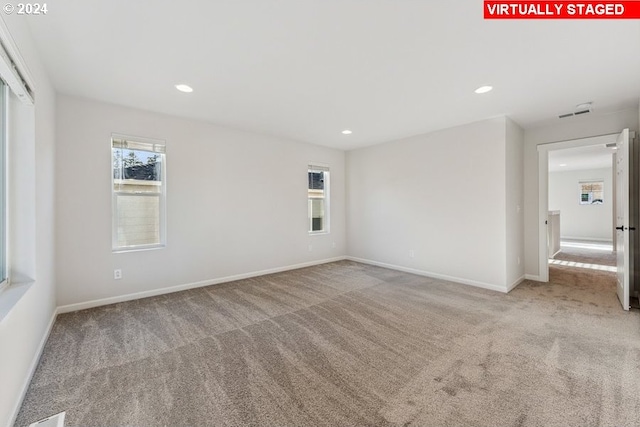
[346,256,508,293]
[561,236,613,243]
[524,274,542,281]
[57,256,347,314]
[507,275,525,292]
[10,306,59,427]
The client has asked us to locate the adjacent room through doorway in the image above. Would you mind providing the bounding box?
[547,142,617,302]
[539,130,639,309]
[548,143,616,274]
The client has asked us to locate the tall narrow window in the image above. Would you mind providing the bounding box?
[0,80,6,291]
[112,135,166,251]
[308,164,329,233]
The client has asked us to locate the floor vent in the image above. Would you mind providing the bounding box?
[29,412,65,427]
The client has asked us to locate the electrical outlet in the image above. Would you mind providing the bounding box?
[332,242,336,248]
[114,269,122,280]
[409,250,415,258]
[517,257,521,265]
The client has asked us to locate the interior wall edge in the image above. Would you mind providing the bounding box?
[7,306,58,427]
[507,275,526,292]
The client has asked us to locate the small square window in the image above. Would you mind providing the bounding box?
[579,181,604,205]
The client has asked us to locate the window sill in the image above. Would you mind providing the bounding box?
[113,244,165,254]
[309,231,330,236]
[0,281,33,324]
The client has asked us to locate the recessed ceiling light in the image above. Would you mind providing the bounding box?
[559,163,567,167]
[175,84,193,93]
[342,130,352,135]
[474,85,493,94]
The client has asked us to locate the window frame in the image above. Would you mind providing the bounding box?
[111,134,167,252]
[308,164,330,235]
[0,80,6,293]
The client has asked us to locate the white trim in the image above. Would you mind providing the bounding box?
[57,256,347,314]
[538,148,550,282]
[561,236,613,243]
[0,281,31,324]
[111,133,166,148]
[525,274,541,281]
[550,248,562,259]
[346,256,508,293]
[507,275,525,292]
[112,244,165,254]
[9,306,58,427]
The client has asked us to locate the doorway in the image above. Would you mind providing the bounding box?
[538,134,618,304]
[547,144,615,275]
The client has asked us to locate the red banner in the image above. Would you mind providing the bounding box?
[484,1,640,18]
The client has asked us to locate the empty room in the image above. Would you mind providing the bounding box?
[1,1,640,426]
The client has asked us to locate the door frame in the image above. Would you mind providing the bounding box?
[537,133,618,282]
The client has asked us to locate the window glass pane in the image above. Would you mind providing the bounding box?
[309,171,324,190]
[309,199,324,231]
[113,148,162,193]
[115,194,160,247]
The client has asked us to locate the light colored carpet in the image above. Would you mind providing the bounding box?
[15,260,640,426]
[553,241,616,267]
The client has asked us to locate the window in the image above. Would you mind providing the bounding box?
[112,135,166,251]
[308,164,329,233]
[0,80,6,292]
[579,180,604,205]
[0,33,35,303]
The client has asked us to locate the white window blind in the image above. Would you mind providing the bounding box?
[0,39,33,105]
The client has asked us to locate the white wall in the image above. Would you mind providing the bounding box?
[505,118,525,288]
[549,167,613,242]
[0,15,57,427]
[55,96,346,307]
[524,108,639,278]
[347,117,517,292]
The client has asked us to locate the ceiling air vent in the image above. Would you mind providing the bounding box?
[559,102,592,119]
